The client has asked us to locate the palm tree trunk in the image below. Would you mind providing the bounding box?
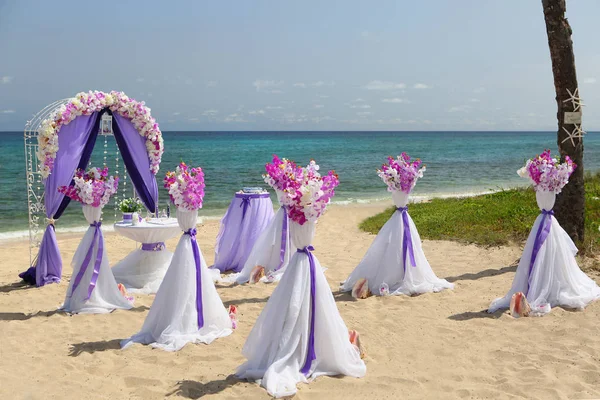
[542,0,585,243]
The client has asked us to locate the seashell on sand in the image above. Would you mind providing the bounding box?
[349,329,366,359]
[249,265,265,284]
[228,305,238,329]
[509,292,531,318]
[351,278,371,299]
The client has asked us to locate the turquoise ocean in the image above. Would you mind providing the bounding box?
[1,131,599,239]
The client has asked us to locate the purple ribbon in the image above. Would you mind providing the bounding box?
[70,221,103,300]
[141,242,165,251]
[526,209,554,295]
[297,245,317,375]
[235,192,270,219]
[397,206,416,272]
[122,213,132,221]
[274,206,289,271]
[185,228,204,329]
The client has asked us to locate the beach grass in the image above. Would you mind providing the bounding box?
[360,172,600,256]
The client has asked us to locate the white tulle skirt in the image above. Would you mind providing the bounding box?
[489,191,600,315]
[341,191,453,296]
[234,206,294,284]
[121,209,232,351]
[62,205,133,314]
[237,221,366,398]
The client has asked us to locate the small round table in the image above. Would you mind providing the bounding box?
[211,192,274,273]
[112,218,181,294]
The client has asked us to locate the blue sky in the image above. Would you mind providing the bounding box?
[0,0,599,131]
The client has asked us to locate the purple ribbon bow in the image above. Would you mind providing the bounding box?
[239,196,251,218]
[297,245,317,375]
[397,206,416,272]
[274,206,289,272]
[70,221,103,300]
[526,209,554,295]
[185,228,204,329]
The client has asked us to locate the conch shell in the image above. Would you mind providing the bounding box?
[509,292,531,318]
[228,305,238,329]
[349,330,366,359]
[351,278,371,299]
[249,265,265,284]
[117,283,134,303]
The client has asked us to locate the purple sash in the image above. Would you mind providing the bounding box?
[526,209,553,295]
[274,206,289,271]
[70,221,103,300]
[185,228,204,328]
[297,245,317,375]
[397,206,416,272]
[236,192,270,219]
[141,242,165,251]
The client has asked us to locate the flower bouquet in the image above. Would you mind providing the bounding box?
[377,152,425,193]
[163,162,205,211]
[517,149,576,193]
[263,154,303,207]
[58,166,119,208]
[119,197,144,222]
[286,160,339,225]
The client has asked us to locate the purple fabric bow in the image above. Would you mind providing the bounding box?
[526,209,554,296]
[141,242,165,251]
[297,245,317,375]
[70,221,103,300]
[274,206,289,272]
[185,228,204,329]
[397,206,416,272]
[239,196,251,218]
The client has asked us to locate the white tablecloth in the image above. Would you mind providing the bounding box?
[112,218,181,294]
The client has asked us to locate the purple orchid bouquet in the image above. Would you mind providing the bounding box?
[163,162,206,211]
[377,153,425,193]
[517,149,576,193]
[58,166,119,208]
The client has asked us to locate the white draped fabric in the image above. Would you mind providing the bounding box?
[62,205,133,314]
[121,208,233,351]
[341,191,453,296]
[112,219,181,294]
[237,220,366,398]
[235,197,294,284]
[489,191,600,315]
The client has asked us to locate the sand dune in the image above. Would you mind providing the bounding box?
[1,202,600,399]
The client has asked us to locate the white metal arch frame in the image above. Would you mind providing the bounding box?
[24,99,70,266]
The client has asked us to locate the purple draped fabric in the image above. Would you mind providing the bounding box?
[211,193,274,273]
[273,206,289,272]
[185,228,204,328]
[112,113,158,213]
[397,206,416,272]
[70,221,103,300]
[20,113,101,286]
[526,209,554,296]
[298,245,317,375]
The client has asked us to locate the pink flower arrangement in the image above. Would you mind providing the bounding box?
[286,160,340,225]
[38,90,164,178]
[263,155,303,207]
[58,166,119,208]
[517,149,576,193]
[377,153,425,193]
[163,162,206,211]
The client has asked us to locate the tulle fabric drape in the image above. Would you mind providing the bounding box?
[489,191,600,315]
[62,205,133,314]
[121,208,232,351]
[237,220,366,398]
[341,191,453,295]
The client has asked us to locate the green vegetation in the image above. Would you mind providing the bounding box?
[359,173,600,256]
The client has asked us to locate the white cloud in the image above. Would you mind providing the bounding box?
[206,81,218,87]
[224,113,247,123]
[413,83,431,89]
[310,81,335,87]
[363,80,406,90]
[317,94,329,99]
[253,79,284,92]
[1,76,13,84]
[361,30,370,38]
[357,111,372,116]
[270,89,284,94]
[469,98,480,103]
[293,83,306,88]
[202,109,219,116]
[172,112,181,116]
[188,117,199,122]
[248,109,266,115]
[136,77,145,83]
[381,98,410,103]
[353,98,365,102]
[0,109,15,114]
[266,105,284,110]
[350,104,371,109]
[473,87,485,93]
[184,79,193,85]
[314,104,325,109]
[447,105,471,113]
[584,77,597,84]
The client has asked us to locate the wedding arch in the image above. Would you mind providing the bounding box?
[20,90,164,287]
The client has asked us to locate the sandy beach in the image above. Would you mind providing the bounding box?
[1,201,600,400]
